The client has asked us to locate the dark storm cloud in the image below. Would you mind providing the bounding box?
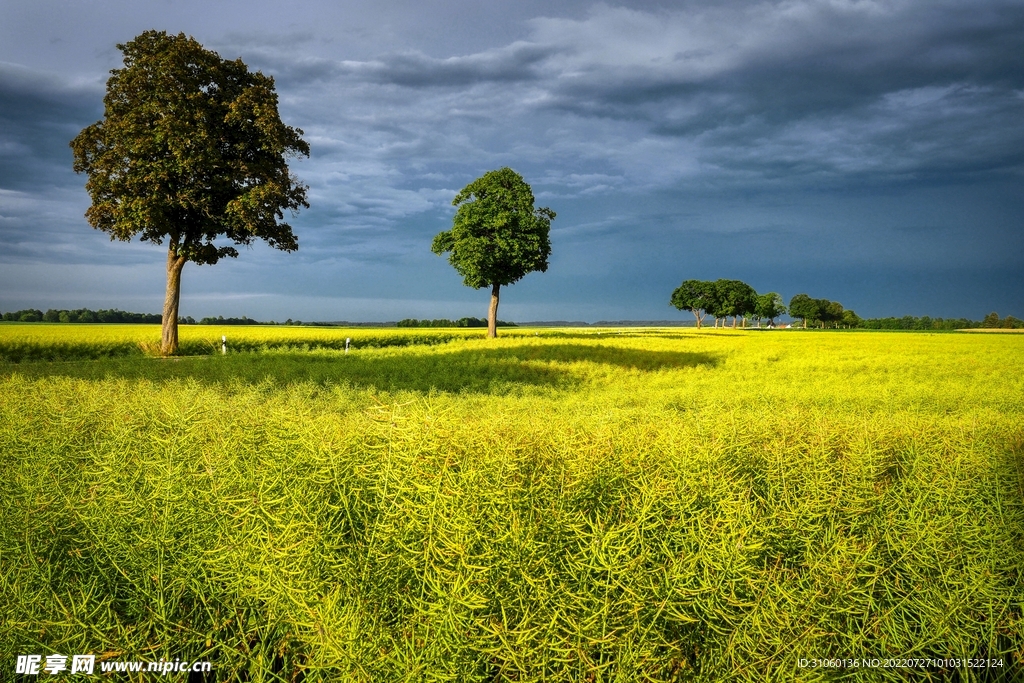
[0,64,119,267]
[0,63,101,191]
[245,0,1024,190]
[518,1,1024,182]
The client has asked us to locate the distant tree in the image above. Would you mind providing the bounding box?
[198,315,263,325]
[670,279,718,328]
[71,31,309,354]
[431,168,554,338]
[715,279,757,328]
[788,294,815,328]
[841,309,862,328]
[982,312,1000,328]
[754,292,786,327]
[822,300,844,329]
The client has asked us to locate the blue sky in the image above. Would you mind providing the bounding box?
[1,0,1022,322]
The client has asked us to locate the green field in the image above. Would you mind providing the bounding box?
[2,324,1022,681]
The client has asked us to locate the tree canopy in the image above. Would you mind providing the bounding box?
[715,280,758,327]
[787,294,816,328]
[70,30,309,354]
[431,168,554,338]
[669,280,718,328]
[754,292,787,326]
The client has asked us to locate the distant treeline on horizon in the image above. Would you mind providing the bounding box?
[2,308,1022,330]
[859,314,1021,330]
[397,317,517,328]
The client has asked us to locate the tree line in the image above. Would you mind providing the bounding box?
[668,281,1023,330]
[0,309,262,325]
[397,317,517,328]
[1,308,162,324]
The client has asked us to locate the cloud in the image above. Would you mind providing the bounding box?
[335,42,555,88]
[0,62,102,191]
[232,0,1024,196]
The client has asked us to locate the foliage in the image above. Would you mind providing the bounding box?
[754,292,786,324]
[70,30,310,263]
[432,168,554,290]
[2,328,1023,681]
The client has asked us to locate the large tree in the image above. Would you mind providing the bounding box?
[71,31,309,354]
[431,168,554,338]
[715,279,758,328]
[670,279,717,328]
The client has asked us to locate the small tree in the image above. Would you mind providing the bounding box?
[431,168,554,338]
[71,31,309,354]
[670,279,717,328]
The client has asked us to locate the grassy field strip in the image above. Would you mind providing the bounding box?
[2,327,1023,681]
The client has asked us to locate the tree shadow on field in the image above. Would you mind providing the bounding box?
[0,344,719,395]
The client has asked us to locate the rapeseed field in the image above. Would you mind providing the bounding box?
[2,325,1022,681]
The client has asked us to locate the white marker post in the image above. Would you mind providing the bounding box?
[221,335,227,355]
[345,338,351,354]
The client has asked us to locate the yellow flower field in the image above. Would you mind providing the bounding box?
[2,325,1022,681]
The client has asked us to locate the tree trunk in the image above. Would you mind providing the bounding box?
[161,246,187,355]
[487,283,500,339]
[693,310,702,328]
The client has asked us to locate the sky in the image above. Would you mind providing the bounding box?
[1,0,1022,322]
